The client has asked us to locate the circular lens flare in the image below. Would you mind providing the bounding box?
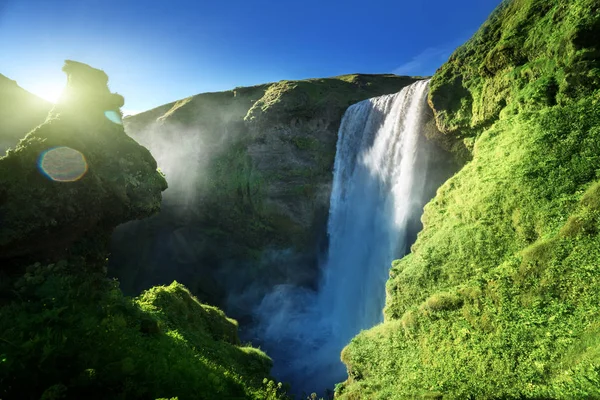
[38,146,88,182]
[104,110,123,125]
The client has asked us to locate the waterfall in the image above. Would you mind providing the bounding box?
[251,80,433,396]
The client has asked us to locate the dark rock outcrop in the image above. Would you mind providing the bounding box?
[0,60,167,269]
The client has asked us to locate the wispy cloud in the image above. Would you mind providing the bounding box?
[393,33,475,77]
[393,46,455,76]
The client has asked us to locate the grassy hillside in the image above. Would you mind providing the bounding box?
[0,263,280,400]
[339,0,600,398]
[0,74,52,153]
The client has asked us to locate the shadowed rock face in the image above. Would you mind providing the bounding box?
[0,60,167,268]
[55,60,125,115]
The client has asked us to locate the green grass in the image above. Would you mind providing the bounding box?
[428,0,600,140]
[0,262,287,400]
[339,0,600,398]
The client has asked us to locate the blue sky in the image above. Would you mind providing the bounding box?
[0,0,500,114]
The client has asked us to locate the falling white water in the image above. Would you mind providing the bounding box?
[251,80,432,396]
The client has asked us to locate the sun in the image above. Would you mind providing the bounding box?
[31,82,65,104]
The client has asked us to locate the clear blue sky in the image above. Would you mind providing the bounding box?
[0,0,500,114]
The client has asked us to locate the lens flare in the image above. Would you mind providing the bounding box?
[104,110,123,125]
[38,146,88,182]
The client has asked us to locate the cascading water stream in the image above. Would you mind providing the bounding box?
[251,80,433,395]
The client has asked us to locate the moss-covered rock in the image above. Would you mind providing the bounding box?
[428,0,600,142]
[138,281,241,345]
[340,0,600,398]
[0,61,167,269]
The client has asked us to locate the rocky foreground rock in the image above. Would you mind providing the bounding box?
[0,60,167,269]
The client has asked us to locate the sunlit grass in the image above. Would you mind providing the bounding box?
[339,0,600,398]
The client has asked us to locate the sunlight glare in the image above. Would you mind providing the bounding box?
[38,146,88,182]
[31,82,64,103]
[104,110,123,125]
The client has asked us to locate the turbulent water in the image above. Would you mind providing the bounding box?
[251,80,433,396]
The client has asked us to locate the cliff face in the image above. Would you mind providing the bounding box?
[0,74,52,155]
[243,75,420,246]
[0,61,279,400]
[340,0,600,398]
[110,74,420,311]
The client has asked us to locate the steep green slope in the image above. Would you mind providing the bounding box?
[110,74,421,311]
[0,74,52,154]
[0,264,279,400]
[339,0,600,398]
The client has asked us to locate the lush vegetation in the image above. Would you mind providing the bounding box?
[429,0,599,139]
[0,262,286,400]
[339,0,600,398]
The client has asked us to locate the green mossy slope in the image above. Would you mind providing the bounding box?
[340,0,600,398]
[428,0,599,139]
[0,74,52,153]
[0,262,280,400]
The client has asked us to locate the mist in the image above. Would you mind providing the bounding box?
[108,104,254,303]
[108,95,325,316]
